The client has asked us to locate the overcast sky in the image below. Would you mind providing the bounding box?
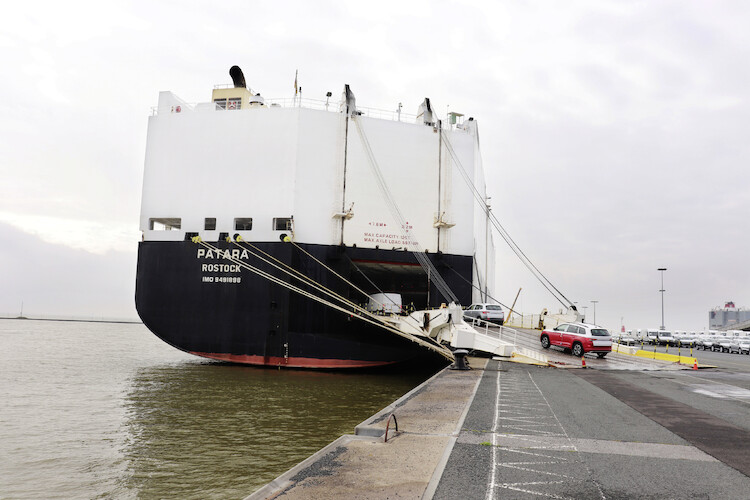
[1,0,748,331]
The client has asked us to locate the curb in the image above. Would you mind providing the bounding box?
[421,359,487,499]
[243,434,377,500]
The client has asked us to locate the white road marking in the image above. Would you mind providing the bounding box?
[643,371,750,405]
[484,367,606,500]
[490,434,717,461]
[485,368,500,500]
[691,386,750,402]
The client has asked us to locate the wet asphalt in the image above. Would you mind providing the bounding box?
[433,360,750,500]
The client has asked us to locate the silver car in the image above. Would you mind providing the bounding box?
[463,303,505,325]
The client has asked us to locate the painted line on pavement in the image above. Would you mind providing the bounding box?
[458,433,716,461]
[484,366,605,500]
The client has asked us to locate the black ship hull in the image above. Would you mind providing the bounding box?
[135,240,473,368]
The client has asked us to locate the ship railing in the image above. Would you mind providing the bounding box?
[505,313,544,330]
[264,98,419,122]
[265,97,335,111]
[468,317,518,347]
[357,105,418,123]
[151,97,419,123]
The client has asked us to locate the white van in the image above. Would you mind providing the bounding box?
[647,329,674,346]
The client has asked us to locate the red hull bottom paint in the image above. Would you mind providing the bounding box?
[190,351,399,369]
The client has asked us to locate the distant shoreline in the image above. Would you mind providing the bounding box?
[0,316,142,325]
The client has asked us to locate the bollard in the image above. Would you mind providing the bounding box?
[450,349,471,370]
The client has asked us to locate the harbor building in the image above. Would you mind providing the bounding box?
[709,301,750,329]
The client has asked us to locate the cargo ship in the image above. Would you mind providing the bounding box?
[135,67,496,368]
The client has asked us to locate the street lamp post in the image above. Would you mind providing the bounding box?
[658,268,667,330]
[591,300,598,324]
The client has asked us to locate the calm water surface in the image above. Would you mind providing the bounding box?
[0,319,436,499]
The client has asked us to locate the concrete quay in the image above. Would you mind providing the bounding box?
[247,355,750,499]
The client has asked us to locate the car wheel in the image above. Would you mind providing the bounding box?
[540,335,550,349]
[597,353,607,359]
[572,343,584,357]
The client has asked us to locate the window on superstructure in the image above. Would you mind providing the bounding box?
[227,98,241,110]
[204,218,216,230]
[273,217,292,231]
[235,218,253,231]
[149,218,181,231]
[214,98,227,110]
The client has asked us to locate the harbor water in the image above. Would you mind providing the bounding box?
[0,319,436,499]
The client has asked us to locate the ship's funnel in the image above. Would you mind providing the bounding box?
[229,65,246,89]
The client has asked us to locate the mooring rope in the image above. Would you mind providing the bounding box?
[440,128,575,310]
[194,237,453,361]
[232,236,399,313]
[353,116,459,304]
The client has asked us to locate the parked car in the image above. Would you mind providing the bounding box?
[698,336,719,351]
[717,338,734,353]
[616,334,637,346]
[738,339,750,355]
[540,322,612,358]
[728,340,744,354]
[463,303,504,325]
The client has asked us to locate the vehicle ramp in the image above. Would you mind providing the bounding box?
[399,303,536,360]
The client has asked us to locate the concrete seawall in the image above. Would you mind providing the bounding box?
[245,359,487,499]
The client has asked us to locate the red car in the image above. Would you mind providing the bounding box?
[540,322,612,358]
